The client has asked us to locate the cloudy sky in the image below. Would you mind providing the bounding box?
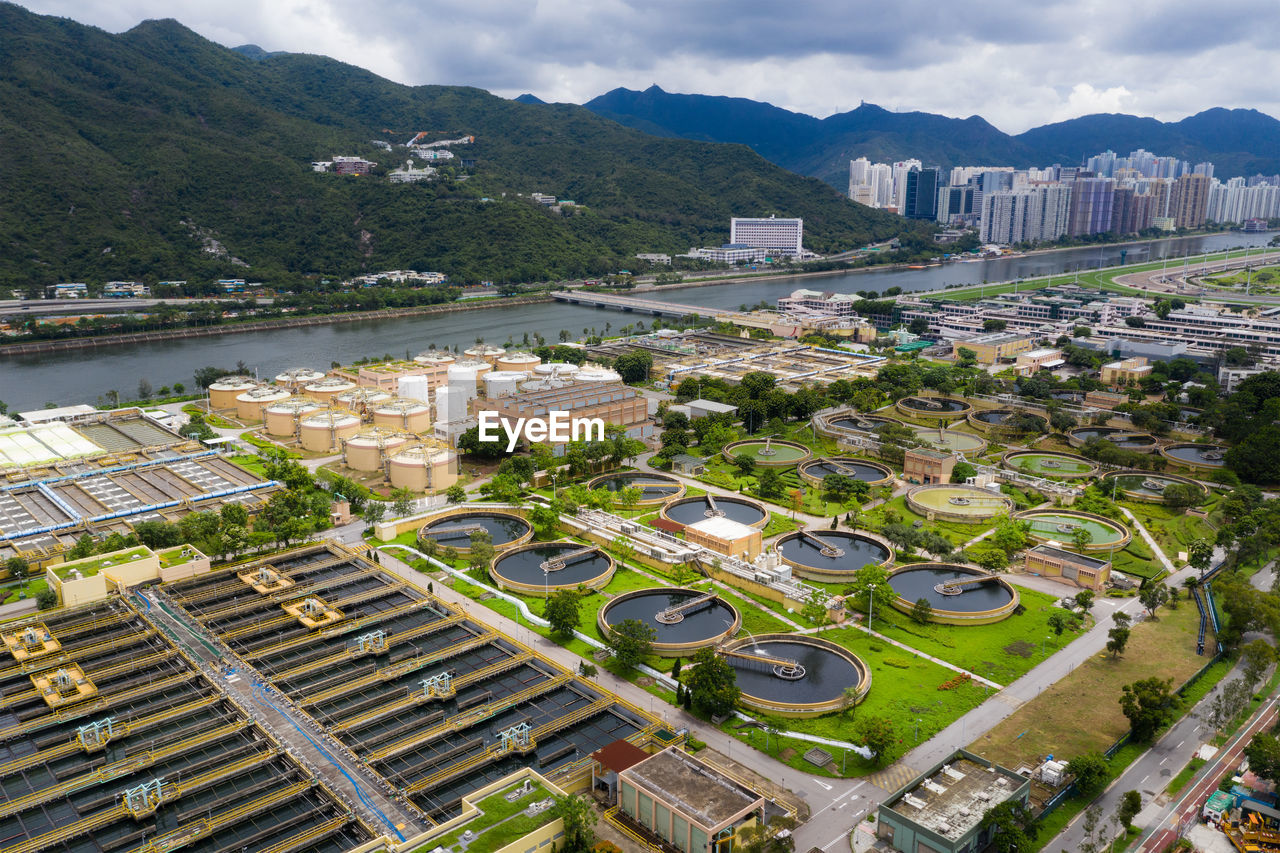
[16,0,1280,132]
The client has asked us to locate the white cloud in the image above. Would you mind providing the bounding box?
[1048,84,1136,125]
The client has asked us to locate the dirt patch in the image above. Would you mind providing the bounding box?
[635,676,654,687]
[778,747,796,762]
[1004,641,1036,658]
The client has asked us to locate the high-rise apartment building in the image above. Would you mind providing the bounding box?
[1170,174,1211,228]
[729,216,804,256]
[904,168,940,220]
[1069,178,1116,236]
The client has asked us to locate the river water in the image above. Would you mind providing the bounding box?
[1,231,1274,411]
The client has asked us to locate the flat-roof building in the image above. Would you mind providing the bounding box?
[903,448,956,486]
[959,332,1034,365]
[684,516,762,560]
[876,750,1031,853]
[1100,356,1153,389]
[1014,348,1065,377]
[729,216,804,257]
[1023,544,1111,591]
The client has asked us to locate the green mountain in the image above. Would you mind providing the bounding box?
[584,86,1280,185]
[0,5,923,289]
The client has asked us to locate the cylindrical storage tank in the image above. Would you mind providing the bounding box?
[535,362,580,378]
[234,385,291,422]
[387,444,459,491]
[496,352,541,374]
[274,368,325,388]
[208,376,257,410]
[463,344,506,365]
[371,399,432,433]
[298,411,362,452]
[334,387,392,416]
[343,429,411,472]
[484,371,526,399]
[263,399,323,437]
[397,375,431,403]
[448,360,490,391]
[575,368,622,384]
[520,378,564,393]
[414,352,456,368]
[303,377,358,402]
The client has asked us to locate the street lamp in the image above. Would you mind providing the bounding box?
[867,584,877,629]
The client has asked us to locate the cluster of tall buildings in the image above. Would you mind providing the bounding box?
[848,149,1280,246]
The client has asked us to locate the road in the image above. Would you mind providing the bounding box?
[0,296,269,315]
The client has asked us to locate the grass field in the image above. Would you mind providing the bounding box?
[1120,502,1216,563]
[969,602,1210,770]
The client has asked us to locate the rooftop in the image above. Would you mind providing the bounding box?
[1029,544,1110,570]
[55,546,153,579]
[884,754,1023,841]
[688,399,739,414]
[1020,348,1063,359]
[906,448,955,462]
[622,747,764,831]
[966,331,1032,345]
[593,738,651,774]
[687,516,758,540]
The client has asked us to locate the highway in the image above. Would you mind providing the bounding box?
[0,296,269,315]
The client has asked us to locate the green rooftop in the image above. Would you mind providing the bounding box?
[158,546,204,568]
[427,779,557,852]
[54,547,152,579]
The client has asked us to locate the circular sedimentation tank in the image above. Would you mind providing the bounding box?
[576,368,623,383]
[370,399,432,433]
[303,377,358,401]
[1102,471,1208,503]
[721,438,813,467]
[910,428,988,454]
[535,362,580,378]
[1002,450,1098,479]
[1067,426,1158,452]
[585,472,685,505]
[1161,443,1228,469]
[334,387,392,413]
[464,344,506,365]
[207,376,258,410]
[274,367,325,388]
[887,563,1018,624]
[495,352,542,374]
[418,510,532,553]
[896,396,973,420]
[797,457,893,488]
[774,530,893,582]
[414,352,456,368]
[234,385,291,422]
[718,634,870,716]
[815,411,904,439]
[906,485,1013,521]
[343,428,412,472]
[298,410,362,452]
[490,541,615,595]
[660,495,768,528]
[386,444,458,491]
[598,588,740,656]
[1016,509,1131,550]
[263,398,324,437]
[967,409,1047,434]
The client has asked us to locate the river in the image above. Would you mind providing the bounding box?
[1,231,1274,411]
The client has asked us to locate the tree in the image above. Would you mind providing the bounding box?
[1106,624,1130,658]
[445,484,467,504]
[607,618,655,672]
[857,716,896,765]
[1162,483,1201,508]
[617,485,644,516]
[1120,677,1178,742]
[1245,732,1280,783]
[528,503,561,539]
[1074,589,1095,615]
[979,799,1038,853]
[219,503,248,528]
[390,487,414,517]
[467,530,495,570]
[990,517,1030,557]
[544,589,582,638]
[4,556,28,588]
[1138,583,1169,618]
[801,588,830,626]
[361,501,386,527]
[1071,525,1095,553]
[971,547,1009,573]
[36,588,58,609]
[1117,790,1142,830]
[950,461,976,483]
[1241,639,1274,692]
[849,563,897,624]
[1189,538,1214,575]
[911,597,933,625]
[1047,611,1073,636]
[756,468,784,499]
[551,794,597,853]
[1067,752,1110,795]
[612,351,653,384]
[684,647,740,718]
[738,815,798,853]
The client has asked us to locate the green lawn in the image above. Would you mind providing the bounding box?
[1110,538,1166,582]
[1119,502,1216,563]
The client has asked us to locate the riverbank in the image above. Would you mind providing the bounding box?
[0,294,554,356]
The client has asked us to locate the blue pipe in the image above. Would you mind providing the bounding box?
[1,450,222,493]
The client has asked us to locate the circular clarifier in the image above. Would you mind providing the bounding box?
[489,541,615,594]
[718,634,870,716]
[887,563,1017,624]
[774,530,893,581]
[897,396,973,420]
[598,588,740,655]
[815,411,905,439]
[1102,471,1208,503]
[1015,510,1131,550]
[797,457,893,488]
[907,485,1013,521]
[1161,443,1228,469]
[660,495,768,528]
[1002,451,1098,479]
[722,439,813,467]
[910,428,988,454]
[418,510,533,553]
[586,472,685,505]
[967,409,1047,434]
[1067,426,1158,452]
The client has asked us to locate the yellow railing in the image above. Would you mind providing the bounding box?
[603,806,665,853]
[0,627,157,680]
[242,601,424,660]
[197,562,375,621]
[300,629,495,706]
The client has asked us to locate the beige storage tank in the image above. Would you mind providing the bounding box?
[208,376,258,410]
[334,387,392,415]
[576,368,623,384]
[414,352,456,368]
[298,411,362,452]
[464,344,506,365]
[484,371,526,399]
[263,399,324,437]
[520,377,565,393]
[303,377,358,401]
[371,399,432,433]
[387,443,459,491]
[496,351,541,374]
[274,367,325,388]
[235,385,292,422]
[535,362,580,378]
[343,428,412,472]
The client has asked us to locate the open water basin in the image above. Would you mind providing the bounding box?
[489,541,615,594]
[1016,510,1130,549]
[598,588,739,654]
[1103,471,1207,503]
[722,439,813,467]
[907,485,1013,521]
[1161,443,1228,468]
[774,530,892,581]
[660,495,768,528]
[719,635,870,715]
[586,472,684,504]
[418,511,532,552]
[1003,451,1097,479]
[887,563,1018,623]
[798,457,893,486]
